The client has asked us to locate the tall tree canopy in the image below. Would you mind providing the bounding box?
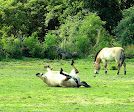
[0,0,134,59]
[114,6,134,46]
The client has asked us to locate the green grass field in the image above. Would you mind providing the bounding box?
[0,58,134,112]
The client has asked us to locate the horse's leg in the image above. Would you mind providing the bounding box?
[117,55,126,75]
[117,62,121,75]
[123,62,126,75]
[104,60,108,74]
[60,68,72,80]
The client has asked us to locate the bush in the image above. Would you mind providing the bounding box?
[23,32,44,58]
[77,14,112,55]
[43,33,58,49]
[43,33,59,59]
[114,7,134,46]
[92,29,112,54]
[44,46,59,60]
[0,44,5,60]
[1,35,22,58]
[59,13,112,57]
[59,14,80,52]
[125,45,134,58]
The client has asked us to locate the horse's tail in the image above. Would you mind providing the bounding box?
[120,49,125,66]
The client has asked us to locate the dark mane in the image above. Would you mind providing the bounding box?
[94,49,102,62]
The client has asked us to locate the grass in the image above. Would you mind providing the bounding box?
[0,58,134,112]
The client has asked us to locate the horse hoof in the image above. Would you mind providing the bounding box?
[36,73,40,76]
[95,72,99,74]
[105,71,107,74]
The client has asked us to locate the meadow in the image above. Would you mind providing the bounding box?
[0,58,134,112]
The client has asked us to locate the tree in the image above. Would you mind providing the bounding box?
[114,6,134,46]
[83,0,122,34]
[0,0,48,41]
[59,13,112,56]
[119,0,134,9]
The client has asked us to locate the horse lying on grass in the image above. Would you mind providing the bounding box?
[36,60,91,88]
[94,47,126,75]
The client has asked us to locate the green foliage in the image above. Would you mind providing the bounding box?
[0,0,48,39]
[114,6,134,46]
[43,33,59,59]
[93,29,112,53]
[77,14,103,54]
[125,45,134,58]
[1,35,22,58]
[59,14,81,52]
[119,0,134,9]
[45,0,84,25]
[0,40,5,60]
[59,13,112,56]
[84,0,122,33]
[0,0,134,59]
[78,14,112,54]
[43,33,58,49]
[23,32,44,58]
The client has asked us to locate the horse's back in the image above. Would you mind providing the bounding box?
[100,47,124,61]
[102,47,124,53]
[110,47,123,56]
[102,47,123,51]
[100,48,114,60]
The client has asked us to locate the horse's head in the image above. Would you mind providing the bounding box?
[94,49,102,74]
[44,65,53,71]
[36,72,47,81]
[36,73,43,77]
[94,62,100,74]
[36,72,43,79]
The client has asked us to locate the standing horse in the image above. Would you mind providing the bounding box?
[94,47,126,75]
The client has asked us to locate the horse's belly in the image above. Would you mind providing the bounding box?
[61,79,77,87]
[46,75,65,86]
[105,55,114,60]
[45,79,60,86]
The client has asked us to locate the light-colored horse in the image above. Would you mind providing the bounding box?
[36,60,90,88]
[94,47,126,75]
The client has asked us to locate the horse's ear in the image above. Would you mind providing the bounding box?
[44,65,53,70]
